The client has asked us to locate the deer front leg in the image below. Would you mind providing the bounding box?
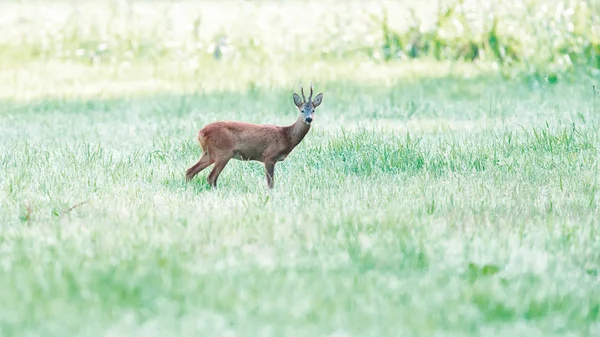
[264,160,275,189]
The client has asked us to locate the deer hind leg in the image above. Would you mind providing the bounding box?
[186,152,214,182]
[207,157,231,188]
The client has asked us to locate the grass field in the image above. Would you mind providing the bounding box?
[1,1,600,336]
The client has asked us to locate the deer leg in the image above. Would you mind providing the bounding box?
[185,153,213,182]
[264,160,275,189]
[207,157,231,188]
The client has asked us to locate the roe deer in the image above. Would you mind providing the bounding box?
[185,82,324,189]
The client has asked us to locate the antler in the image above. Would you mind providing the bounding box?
[300,83,307,102]
[308,81,314,102]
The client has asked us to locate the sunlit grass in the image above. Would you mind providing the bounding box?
[2,58,600,335]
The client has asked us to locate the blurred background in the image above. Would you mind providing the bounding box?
[1,0,599,98]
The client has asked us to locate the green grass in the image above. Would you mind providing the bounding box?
[1,1,600,336]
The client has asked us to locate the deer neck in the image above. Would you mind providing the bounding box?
[286,115,311,148]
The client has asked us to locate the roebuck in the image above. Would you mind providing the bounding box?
[185,83,324,189]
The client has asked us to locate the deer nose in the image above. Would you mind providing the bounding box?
[305,117,313,123]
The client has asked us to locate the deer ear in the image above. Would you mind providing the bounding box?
[312,93,323,108]
[293,93,303,107]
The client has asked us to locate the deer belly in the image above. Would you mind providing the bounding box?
[232,150,262,162]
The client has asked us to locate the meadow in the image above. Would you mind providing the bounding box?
[0,0,599,336]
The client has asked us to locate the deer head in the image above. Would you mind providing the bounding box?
[293,82,323,125]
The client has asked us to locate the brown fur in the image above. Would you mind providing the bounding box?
[185,86,322,189]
